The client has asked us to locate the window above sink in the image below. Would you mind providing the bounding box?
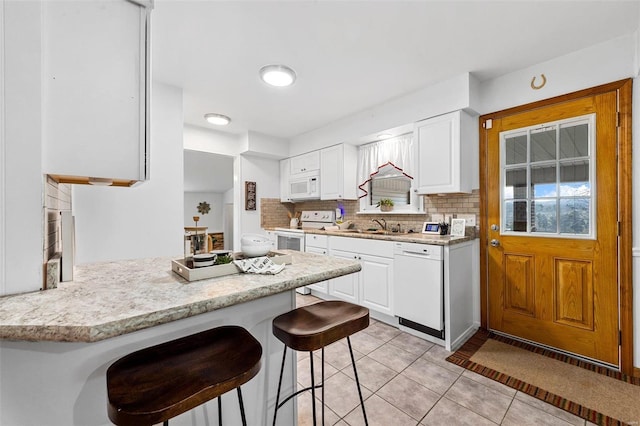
[357,132,424,214]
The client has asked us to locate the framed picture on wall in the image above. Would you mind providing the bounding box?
[245,181,256,210]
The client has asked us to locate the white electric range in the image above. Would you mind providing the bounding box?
[274,210,336,294]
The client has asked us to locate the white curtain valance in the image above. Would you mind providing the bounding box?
[357,133,414,198]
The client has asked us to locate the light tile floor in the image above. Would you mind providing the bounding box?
[295,294,596,426]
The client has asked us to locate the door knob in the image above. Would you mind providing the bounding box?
[490,239,500,247]
[491,224,500,231]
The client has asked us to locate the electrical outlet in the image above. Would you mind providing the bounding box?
[457,214,476,227]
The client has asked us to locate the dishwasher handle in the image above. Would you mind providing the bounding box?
[398,250,439,259]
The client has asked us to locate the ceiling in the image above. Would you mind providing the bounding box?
[152,0,640,141]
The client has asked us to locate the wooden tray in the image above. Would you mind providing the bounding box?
[171,251,292,282]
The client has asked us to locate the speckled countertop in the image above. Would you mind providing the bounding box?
[299,228,474,245]
[0,251,360,343]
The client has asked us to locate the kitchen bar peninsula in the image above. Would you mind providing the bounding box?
[0,251,360,426]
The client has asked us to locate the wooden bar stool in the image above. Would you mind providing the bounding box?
[106,325,262,426]
[272,300,369,426]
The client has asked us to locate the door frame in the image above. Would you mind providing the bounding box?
[479,79,633,375]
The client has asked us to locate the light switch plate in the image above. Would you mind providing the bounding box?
[457,214,476,227]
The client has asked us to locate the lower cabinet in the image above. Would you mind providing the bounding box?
[305,246,329,293]
[305,234,329,294]
[358,254,394,316]
[328,249,360,304]
[328,238,394,316]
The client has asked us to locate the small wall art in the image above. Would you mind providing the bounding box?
[197,201,211,214]
[245,181,256,210]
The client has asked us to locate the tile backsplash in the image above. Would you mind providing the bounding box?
[43,176,72,288]
[261,190,479,234]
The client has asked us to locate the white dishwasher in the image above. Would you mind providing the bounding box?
[393,242,444,339]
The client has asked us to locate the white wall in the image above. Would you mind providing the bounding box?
[290,72,476,155]
[72,83,184,264]
[0,0,5,295]
[183,124,242,156]
[234,154,280,248]
[478,34,636,114]
[1,0,45,295]
[244,130,289,159]
[184,191,223,232]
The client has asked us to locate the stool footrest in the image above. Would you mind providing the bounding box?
[276,383,324,411]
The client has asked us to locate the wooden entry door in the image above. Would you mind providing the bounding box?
[486,92,620,366]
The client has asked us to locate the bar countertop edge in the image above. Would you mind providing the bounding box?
[0,251,360,343]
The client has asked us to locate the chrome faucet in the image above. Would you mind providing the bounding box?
[372,218,387,230]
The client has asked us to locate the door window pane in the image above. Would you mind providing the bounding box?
[560,123,588,159]
[531,128,556,162]
[559,198,590,234]
[505,134,527,165]
[560,160,590,196]
[505,168,527,199]
[531,200,557,233]
[531,165,556,198]
[504,200,528,232]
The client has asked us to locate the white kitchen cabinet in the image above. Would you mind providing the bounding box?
[320,144,358,200]
[280,158,292,202]
[328,237,394,316]
[42,0,152,187]
[289,151,320,175]
[358,254,394,316]
[305,234,329,294]
[415,110,478,194]
[328,249,360,304]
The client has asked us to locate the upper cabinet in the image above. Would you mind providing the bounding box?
[42,0,152,187]
[320,144,357,200]
[415,110,478,194]
[289,151,320,175]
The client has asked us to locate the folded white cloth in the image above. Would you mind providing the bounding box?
[323,225,339,231]
[233,256,285,274]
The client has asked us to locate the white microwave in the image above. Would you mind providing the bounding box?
[289,174,320,200]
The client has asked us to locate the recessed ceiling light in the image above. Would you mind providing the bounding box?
[88,177,113,186]
[204,113,231,126]
[377,133,392,140]
[259,64,296,87]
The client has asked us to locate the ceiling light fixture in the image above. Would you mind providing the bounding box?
[88,177,113,186]
[259,64,297,87]
[204,113,231,126]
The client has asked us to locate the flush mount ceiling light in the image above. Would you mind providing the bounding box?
[88,177,113,186]
[204,113,231,126]
[259,64,296,87]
